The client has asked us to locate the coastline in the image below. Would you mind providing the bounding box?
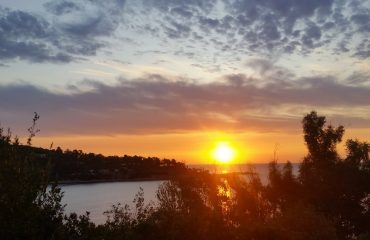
[55,177,168,186]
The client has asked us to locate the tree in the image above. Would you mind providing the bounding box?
[299,111,370,238]
[0,114,65,239]
[301,111,344,161]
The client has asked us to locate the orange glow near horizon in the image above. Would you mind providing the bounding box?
[31,129,320,164]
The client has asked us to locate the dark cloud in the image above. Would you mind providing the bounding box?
[1,0,370,65]
[0,9,49,38]
[164,21,191,39]
[170,7,194,18]
[351,13,370,32]
[144,0,214,14]
[230,0,334,26]
[44,1,80,15]
[48,0,125,37]
[0,9,73,63]
[245,58,295,82]
[0,0,126,64]
[220,0,335,53]
[346,72,370,85]
[2,70,370,135]
[129,0,370,60]
[199,17,220,29]
[259,14,281,42]
[354,39,370,59]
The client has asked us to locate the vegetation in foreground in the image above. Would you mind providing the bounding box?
[1,111,370,239]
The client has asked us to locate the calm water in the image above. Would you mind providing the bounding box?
[61,163,299,224]
[61,181,164,224]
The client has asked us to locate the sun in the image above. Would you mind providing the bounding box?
[213,142,236,164]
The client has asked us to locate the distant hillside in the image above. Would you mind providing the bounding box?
[15,144,187,183]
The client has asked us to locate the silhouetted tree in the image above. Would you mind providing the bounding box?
[0,114,66,239]
[299,111,370,238]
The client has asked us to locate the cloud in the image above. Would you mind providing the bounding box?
[0,9,73,63]
[44,1,80,15]
[164,21,191,39]
[0,0,126,63]
[125,0,370,60]
[351,13,370,32]
[45,0,125,37]
[354,39,370,59]
[346,71,370,85]
[1,0,369,65]
[2,69,370,135]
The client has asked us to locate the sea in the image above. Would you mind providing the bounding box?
[61,163,299,224]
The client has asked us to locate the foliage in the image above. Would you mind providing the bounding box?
[0,113,65,239]
[300,111,370,238]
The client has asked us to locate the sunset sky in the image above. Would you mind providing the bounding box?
[1,0,370,163]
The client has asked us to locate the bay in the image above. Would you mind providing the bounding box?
[61,163,299,224]
[61,180,164,224]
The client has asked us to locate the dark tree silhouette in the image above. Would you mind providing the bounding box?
[299,111,370,238]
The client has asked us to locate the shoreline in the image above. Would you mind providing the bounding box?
[55,178,168,186]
